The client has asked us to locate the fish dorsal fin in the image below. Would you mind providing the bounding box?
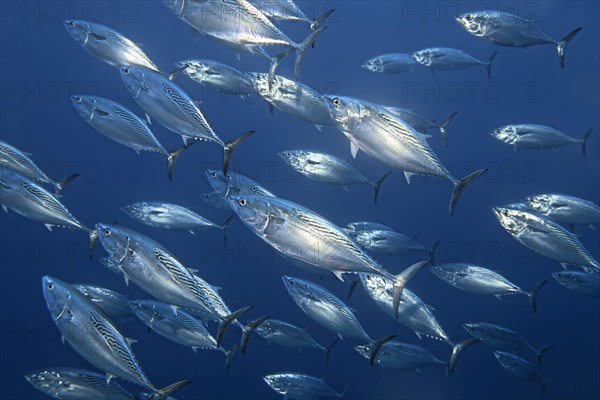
[350,142,359,158]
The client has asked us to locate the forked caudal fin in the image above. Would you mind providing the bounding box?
[557,27,582,68]
[450,168,487,216]
[151,379,192,399]
[347,278,360,300]
[485,51,498,80]
[392,260,430,318]
[294,27,327,81]
[224,342,240,373]
[447,338,480,377]
[167,143,193,181]
[220,215,235,248]
[526,279,548,315]
[310,8,335,32]
[268,48,294,89]
[536,344,555,368]
[216,306,253,348]
[324,336,339,365]
[580,128,592,156]
[369,335,396,366]
[439,111,458,147]
[428,239,442,265]
[240,316,270,355]
[54,173,79,195]
[372,171,392,205]
[223,130,255,175]
[88,229,98,259]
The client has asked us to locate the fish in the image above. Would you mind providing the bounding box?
[430,263,547,313]
[411,48,497,79]
[491,124,592,155]
[552,270,600,297]
[456,11,581,68]
[41,276,191,398]
[73,284,134,319]
[0,169,89,233]
[493,207,600,271]
[345,222,438,257]
[162,0,326,82]
[464,322,553,367]
[0,140,78,195]
[229,194,428,317]
[130,300,239,372]
[362,53,419,74]
[381,108,458,147]
[121,201,233,243]
[70,95,189,180]
[326,95,486,215]
[523,193,600,230]
[25,368,135,400]
[263,373,346,400]
[63,20,164,74]
[355,340,445,371]
[278,150,391,203]
[494,351,553,395]
[205,169,277,198]
[120,66,254,174]
[251,0,334,32]
[200,191,232,211]
[175,59,256,96]
[94,223,252,345]
[247,73,335,129]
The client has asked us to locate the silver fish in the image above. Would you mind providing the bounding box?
[175,59,256,96]
[552,270,600,297]
[25,368,134,400]
[494,351,553,395]
[251,0,334,31]
[229,194,428,316]
[456,11,581,68]
[464,322,553,367]
[120,66,254,174]
[362,53,418,74]
[493,207,600,270]
[430,263,546,313]
[0,140,77,195]
[411,48,497,79]
[326,95,486,215]
[524,193,600,229]
[248,73,335,129]
[278,150,390,203]
[206,169,276,198]
[491,124,592,155]
[355,340,445,371]
[345,222,436,256]
[63,20,161,73]
[73,284,134,318]
[240,318,327,356]
[41,276,191,398]
[380,108,458,147]
[0,170,88,232]
[263,373,345,400]
[70,95,188,180]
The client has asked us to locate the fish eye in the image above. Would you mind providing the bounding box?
[68,21,75,27]
[332,98,340,107]
[238,198,247,206]
[123,68,130,75]
[75,97,81,103]
[502,210,509,216]
[210,172,217,177]
[104,229,111,236]
[465,14,472,21]
[47,283,54,290]
[289,279,294,285]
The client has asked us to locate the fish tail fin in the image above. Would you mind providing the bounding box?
[223,342,240,373]
[439,111,458,147]
[450,168,487,216]
[347,278,360,300]
[485,51,497,80]
[220,215,235,248]
[88,229,98,259]
[268,48,294,89]
[324,336,339,365]
[216,306,253,347]
[368,335,396,366]
[446,338,480,377]
[154,380,192,398]
[240,316,269,355]
[54,173,79,195]
[167,143,193,181]
[557,27,582,68]
[392,260,430,318]
[526,279,548,314]
[537,344,555,368]
[294,27,327,80]
[579,128,592,156]
[372,171,392,205]
[223,130,255,175]
[428,239,442,265]
[310,8,335,32]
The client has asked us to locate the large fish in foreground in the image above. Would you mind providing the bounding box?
[524,193,600,230]
[491,124,592,155]
[229,194,428,317]
[327,95,486,215]
[263,373,346,400]
[411,47,497,79]
[278,150,391,204]
[120,66,254,174]
[494,351,553,395]
[456,11,581,68]
[42,276,191,398]
[493,207,600,270]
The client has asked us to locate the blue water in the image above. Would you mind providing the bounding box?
[1,1,599,399]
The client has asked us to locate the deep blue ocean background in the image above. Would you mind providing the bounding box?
[1,1,599,399]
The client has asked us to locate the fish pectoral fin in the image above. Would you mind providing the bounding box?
[332,270,345,281]
[89,32,107,41]
[44,224,54,232]
[126,337,138,346]
[350,142,359,158]
[404,171,415,184]
[191,347,198,353]
[105,373,115,384]
[94,109,110,117]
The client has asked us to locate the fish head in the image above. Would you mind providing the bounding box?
[490,125,518,144]
[410,50,431,66]
[429,264,455,280]
[551,271,571,286]
[455,12,490,36]
[362,57,384,72]
[503,202,530,211]
[119,66,151,99]
[95,223,134,260]
[463,322,481,336]
[63,19,94,44]
[205,169,230,193]
[70,95,97,121]
[121,202,148,219]
[278,150,306,169]
[42,276,75,323]
[282,275,315,301]
[129,300,161,321]
[227,195,271,232]
[492,207,528,236]
[177,59,211,81]
[523,194,552,214]
[354,343,372,358]
[325,95,362,127]
[263,374,286,392]
[25,369,68,396]
[248,72,279,98]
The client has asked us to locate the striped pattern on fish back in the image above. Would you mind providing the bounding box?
[19,180,77,221]
[111,106,163,150]
[161,83,215,137]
